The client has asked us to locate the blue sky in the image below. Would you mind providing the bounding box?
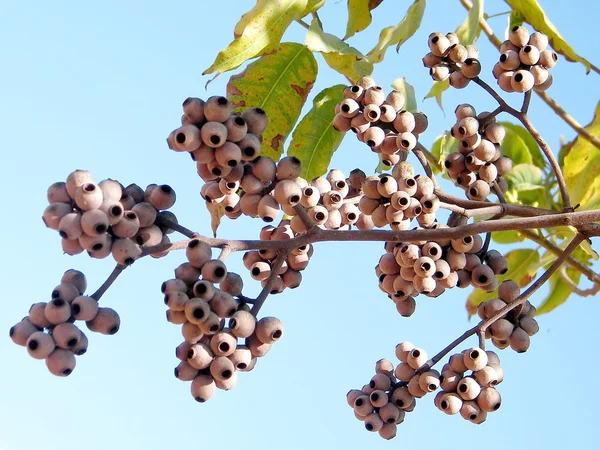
[1,1,599,449]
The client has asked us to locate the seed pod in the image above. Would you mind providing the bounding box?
[406,348,428,370]
[457,376,481,401]
[471,264,496,288]
[511,70,535,93]
[86,307,120,335]
[190,374,217,403]
[436,392,462,415]
[246,333,272,357]
[519,44,540,65]
[428,33,451,57]
[52,322,81,350]
[509,326,530,353]
[463,347,488,371]
[419,370,440,393]
[255,316,283,344]
[475,365,500,387]
[477,387,502,412]
[369,389,389,408]
[363,86,385,106]
[440,369,462,392]
[71,295,99,321]
[45,349,76,377]
[26,332,56,359]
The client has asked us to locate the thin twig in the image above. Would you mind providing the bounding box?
[218,245,233,262]
[521,90,532,115]
[414,142,443,179]
[558,266,600,297]
[295,19,310,30]
[155,216,198,239]
[250,252,288,316]
[293,204,317,232]
[91,264,126,301]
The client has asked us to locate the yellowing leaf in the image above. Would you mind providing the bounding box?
[430,131,458,175]
[561,102,600,211]
[466,248,540,316]
[305,18,373,83]
[505,0,599,74]
[391,77,417,112]
[204,0,308,75]
[205,201,225,237]
[423,79,450,112]
[456,0,483,45]
[303,0,326,15]
[227,43,318,161]
[366,0,426,63]
[287,85,347,181]
[344,0,384,40]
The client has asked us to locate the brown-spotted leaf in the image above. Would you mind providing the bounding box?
[227,43,318,161]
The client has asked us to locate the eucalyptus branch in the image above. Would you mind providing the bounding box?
[155,216,198,239]
[414,142,443,180]
[435,190,555,217]
[91,264,126,301]
[250,252,288,316]
[558,266,600,297]
[296,18,310,30]
[218,245,233,262]
[293,204,317,232]
[521,90,533,115]
[460,0,600,151]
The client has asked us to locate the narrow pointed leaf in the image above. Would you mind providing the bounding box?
[305,19,373,83]
[456,0,483,45]
[227,43,318,161]
[288,85,347,181]
[366,0,426,63]
[344,0,385,40]
[205,0,308,75]
[423,79,450,112]
[505,0,599,74]
[561,102,600,210]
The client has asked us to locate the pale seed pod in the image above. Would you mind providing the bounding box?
[519,44,540,65]
[86,307,120,335]
[475,365,500,387]
[228,345,252,371]
[395,362,415,382]
[449,353,468,373]
[362,126,385,148]
[467,179,491,201]
[276,156,302,181]
[378,404,401,428]
[229,310,256,339]
[200,260,227,284]
[363,86,385,106]
[471,264,496,288]
[528,31,549,51]
[181,322,204,344]
[498,71,515,93]
[440,369,462,392]
[184,298,211,325]
[222,114,247,143]
[363,413,384,433]
[461,58,481,78]
[190,374,217,403]
[449,43,468,63]
[519,316,539,336]
[47,181,71,204]
[46,349,76,377]
[240,107,268,135]
[44,299,71,325]
[339,98,360,118]
[191,280,214,301]
[210,290,238,318]
[436,392,463,415]
[533,71,553,92]
[166,309,186,324]
[111,238,141,266]
[474,138,496,162]
[430,64,450,82]
[43,202,74,230]
[511,70,535,93]
[499,50,521,70]
[389,387,412,410]
[406,348,428,370]
[490,319,514,341]
[353,395,374,416]
[198,312,221,336]
[509,25,530,47]
[478,163,498,184]
[182,97,205,124]
[210,331,237,357]
[369,390,389,408]
[52,322,81,350]
[174,361,199,381]
[255,316,283,344]
[477,387,502,412]
[343,84,364,101]
[463,347,488,371]
[396,132,417,152]
[460,401,486,423]
[176,341,193,362]
[26,332,56,359]
[492,62,505,79]
[237,133,262,161]
[529,65,550,87]
[429,33,451,57]
[457,376,481,401]
[332,113,352,132]
[486,253,509,275]
[246,333,272,357]
[215,369,238,390]
[539,49,558,69]
[10,319,40,346]
[66,170,95,199]
[422,52,443,68]
[393,111,416,133]
[419,370,440,393]
[71,295,99,321]
[339,203,360,225]
[362,103,380,122]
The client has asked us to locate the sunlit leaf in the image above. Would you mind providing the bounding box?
[205,0,309,75]
[499,122,545,168]
[423,79,450,112]
[504,163,546,207]
[456,0,483,45]
[375,153,392,174]
[430,131,458,175]
[287,85,347,181]
[492,230,526,244]
[305,19,373,83]
[466,248,539,316]
[366,0,426,63]
[344,0,385,40]
[391,77,417,112]
[303,0,326,15]
[227,43,318,161]
[508,9,525,32]
[505,0,599,73]
[561,102,600,210]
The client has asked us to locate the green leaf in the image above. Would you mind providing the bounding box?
[303,0,326,15]
[366,0,426,63]
[204,0,308,75]
[227,43,318,161]
[305,18,373,83]
[391,77,417,112]
[504,0,599,74]
[498,122,545,168]
[287,85,347,181]
[375,153,392,174]
[423,79,450,112]
[467,248,540,315]
[504,163,546,207]
[508,9,525,31]
[492,230,526,244]
[430,131,458,175]
[561,102,600,211]
[344,0,384,40]
[456,0,483,45]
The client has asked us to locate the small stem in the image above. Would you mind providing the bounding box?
[250,252,288,316]
[296,18,310,29]
[480,234,585,332]
[558,266,600,297]
[218,245,233,262]
[521,91,532,114]
[293,204,317,232]
[422,326,478,371]
[492,181,506,203]
[479,232,492,257]
[414,143,440,188]
[91,264,126,301]
[155,216,198,239]
[477,330,486,350]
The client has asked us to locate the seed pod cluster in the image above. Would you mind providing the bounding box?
[377,233,508,316]
[163,239,284,401]
[435,348,503,423]
[333,76,429,163]
[444,104,512,200]
[477,280,539,352]
[9,269,119,376]
[243,223,312,294]
[493,28,556,93]
[347,342,438,440]
[43,170,178,265]
[357,162,438,231]
[422,32,481,89]
[167,96,276,221]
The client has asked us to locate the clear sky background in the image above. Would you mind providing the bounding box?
[1,1,599,449]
